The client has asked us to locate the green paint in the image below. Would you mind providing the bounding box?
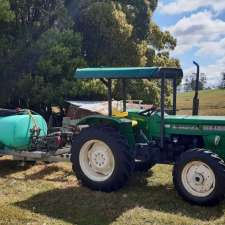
[76,115,136,147]
[75,67,183,79]
[78,112,225,159]
[128,112,225,159]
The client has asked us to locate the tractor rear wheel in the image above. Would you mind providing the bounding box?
[173,149,225,206]
[71,126,133,192]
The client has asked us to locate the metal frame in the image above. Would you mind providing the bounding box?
[160,74,165,148]
[160,74,178,148]
[108,79,112,116]
[100,72,179,149]
[106,78,127,115]
[122,79,127,112]
[172,78,177,115]
[0,147,71,162]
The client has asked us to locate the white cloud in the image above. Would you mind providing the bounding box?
[165,11,225,56]
[196,38,225,57]
[160,3,225,86]
[159,0,225,15]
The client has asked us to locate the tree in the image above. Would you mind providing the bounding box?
[0,0,14,22]
[13,29,87,108]
[0,0,87,111]
[66,0,179,104]
[0,0,179,112]
[69,1,147,66]
[183,73,207,92]
[0,0,71,106]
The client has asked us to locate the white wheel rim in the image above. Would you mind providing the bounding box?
[79,140,115,182]
[181,161,216,197]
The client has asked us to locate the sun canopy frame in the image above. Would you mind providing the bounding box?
[75,67,183,79]
[74,66,183,149]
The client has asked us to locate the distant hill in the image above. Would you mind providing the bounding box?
[177,89,225,116]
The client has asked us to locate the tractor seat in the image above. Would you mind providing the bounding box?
[131,120,138,127]
[113,111,138,127]
[113,111,128,118]
[0,108,18,117]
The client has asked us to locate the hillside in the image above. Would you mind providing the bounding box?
[177,89,225,116]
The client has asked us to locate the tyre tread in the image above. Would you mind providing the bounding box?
[71,125,134,192]
[173,148,225,206]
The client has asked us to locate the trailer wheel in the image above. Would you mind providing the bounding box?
[71,126,133,192]
[173,149,225,206]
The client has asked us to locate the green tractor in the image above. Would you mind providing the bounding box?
[71,66,225,206]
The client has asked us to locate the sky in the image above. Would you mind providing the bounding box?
[153,0,225,87]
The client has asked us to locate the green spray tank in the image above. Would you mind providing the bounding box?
[0,109,47,150]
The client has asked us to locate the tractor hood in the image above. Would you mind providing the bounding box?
[165,115,225,126]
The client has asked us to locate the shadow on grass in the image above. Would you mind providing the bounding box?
[0,159,34,177]
[0,159,73,182]
[15,172,225,225]
[22,165,74,182]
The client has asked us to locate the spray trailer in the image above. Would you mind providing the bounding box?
[0,109,72,162]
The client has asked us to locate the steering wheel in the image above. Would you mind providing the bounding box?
[138,105,158,116]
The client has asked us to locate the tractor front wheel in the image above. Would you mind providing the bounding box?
[71,126,133,192]
[173,149,225,206]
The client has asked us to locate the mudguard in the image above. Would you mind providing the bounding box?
[76,115,136,147]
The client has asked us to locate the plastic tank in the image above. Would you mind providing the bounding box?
[0,114,47,150]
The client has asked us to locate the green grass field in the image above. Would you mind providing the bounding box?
[177,89,225,116]
[0,89,225,225]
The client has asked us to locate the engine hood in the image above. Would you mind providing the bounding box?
[165,115,225,126]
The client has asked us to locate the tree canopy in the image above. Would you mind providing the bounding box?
[0,0,179,117]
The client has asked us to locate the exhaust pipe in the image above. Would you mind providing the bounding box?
[192,61,200,115]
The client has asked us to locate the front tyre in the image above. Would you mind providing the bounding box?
[173,149,225,206]
[71,126,133,192]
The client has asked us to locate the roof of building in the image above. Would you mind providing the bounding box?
[66,100,151,115]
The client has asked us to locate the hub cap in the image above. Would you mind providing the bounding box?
[79,140,115,182]
[181,161,216,197]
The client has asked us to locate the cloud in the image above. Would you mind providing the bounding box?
[159,0,225,15]
[159,3,225,86]
[196,38,225,57]
[165,11,225,56]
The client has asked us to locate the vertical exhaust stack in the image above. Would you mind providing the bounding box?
[192,61,200,115]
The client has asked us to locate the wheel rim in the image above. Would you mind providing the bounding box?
[181,161,216,197]
[79,140,115,182]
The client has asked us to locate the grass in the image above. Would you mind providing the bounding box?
[1,160,225,225]
[0,89,225,225]
[177,89,225,115]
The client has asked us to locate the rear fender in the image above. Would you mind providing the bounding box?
[76,115,135,147]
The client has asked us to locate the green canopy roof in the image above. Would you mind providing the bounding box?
[75,67,183,79]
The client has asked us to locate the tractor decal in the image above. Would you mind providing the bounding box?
[169,124,199,130]
[202,125,225,131]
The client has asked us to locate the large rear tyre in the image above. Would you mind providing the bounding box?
[173,149,225,206]
[71,126,133,192]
